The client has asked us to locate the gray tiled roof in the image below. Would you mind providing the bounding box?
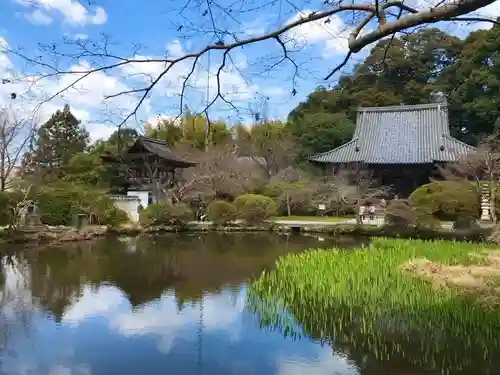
[128,136,197,167]
[310,103,475,164]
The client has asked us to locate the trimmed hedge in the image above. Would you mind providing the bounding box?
[234,194,277,224]
[409,181,480,221]
[139,202,193,227]
[206,200,238,225]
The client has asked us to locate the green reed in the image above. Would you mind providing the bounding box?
[248,238,500,374]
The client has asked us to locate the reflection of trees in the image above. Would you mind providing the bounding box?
[0,254,35,355]
[99,237,185,306]
[28,241,103,321]
[22,233,365,318]
[247,293,500,375]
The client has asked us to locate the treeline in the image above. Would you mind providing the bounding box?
[288,25,500,154]
[9,103,366,223]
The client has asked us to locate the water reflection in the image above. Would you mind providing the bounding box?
[248,280,500,375]
[1,233,367,375]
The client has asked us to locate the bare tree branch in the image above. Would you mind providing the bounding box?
[3,0,498,126]
[0,108,37,192]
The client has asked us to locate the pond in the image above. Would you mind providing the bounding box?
[0,233,495,375]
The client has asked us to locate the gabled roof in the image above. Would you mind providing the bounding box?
[102,136,196,168]
[310,103,475,164]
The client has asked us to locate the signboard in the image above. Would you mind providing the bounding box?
[318,204,326,211]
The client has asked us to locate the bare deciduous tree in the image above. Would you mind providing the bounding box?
[317,168,389,223]
[0,108,36,192]
[235,123,297,178]
[168,144,265,203]
[3,0,497,125]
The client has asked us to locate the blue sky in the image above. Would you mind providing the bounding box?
[0,0,498,141]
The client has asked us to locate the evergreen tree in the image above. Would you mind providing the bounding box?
[29,105,89,180]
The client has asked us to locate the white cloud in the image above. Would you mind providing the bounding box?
[121,40,259,108]
[14,0,107,25]
[25,9,53,25]
[90,7,107,25]
[0,36,138,141]
[277,347,360,375]
[63,285,125,324]
[286,10,351,56]
[145,114,182,127]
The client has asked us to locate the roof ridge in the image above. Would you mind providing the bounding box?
[139,135,169,146]
[357,103,447,112]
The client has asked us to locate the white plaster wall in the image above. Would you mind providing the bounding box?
[128,191,150,208]
[112,198,140,223]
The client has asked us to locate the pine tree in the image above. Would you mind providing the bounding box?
[30,105,89,180]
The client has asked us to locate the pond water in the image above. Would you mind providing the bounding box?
[0,233,495,375]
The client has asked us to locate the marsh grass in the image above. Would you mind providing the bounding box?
[248,238,500,374]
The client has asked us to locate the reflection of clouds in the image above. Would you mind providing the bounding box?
[113,287,247,353]
[7,361,92,375]
[277,347,360,375]
[59,283,247,355]
[62,285,126,325]
[48,364,92,375]
[1,257,34,319]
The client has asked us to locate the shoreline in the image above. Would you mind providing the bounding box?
[0,221,494,246]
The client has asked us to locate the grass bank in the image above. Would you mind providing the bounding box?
[248,239,500,373]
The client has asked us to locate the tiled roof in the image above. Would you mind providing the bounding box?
[132,136,197,167]
[310,103,475,164]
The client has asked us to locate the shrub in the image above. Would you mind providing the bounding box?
[385,200,439,229]
[139,203,167,226]
[37,186,84,226]
[87,195,129,227]
[139,202,193,227]
[409,181,479,221]
[36,183,129,226]
[168,203,193,226]
[207,200,238,225]
[453,216,480,231]
[385,200,417,227]
[234,194,277,224]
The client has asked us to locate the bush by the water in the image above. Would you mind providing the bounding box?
[139,202,192,226]
[248,239,500,372]
[409,181,479,221]
[234,194,277,224]
[36,184,128,226]
[0,184,128,227]
[206,200,238,225]
[385,200,417,227]
[385,200,440,229]
[453,216,480,231]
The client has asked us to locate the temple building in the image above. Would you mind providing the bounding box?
[309,103,475,197]
[101,136,196,220]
